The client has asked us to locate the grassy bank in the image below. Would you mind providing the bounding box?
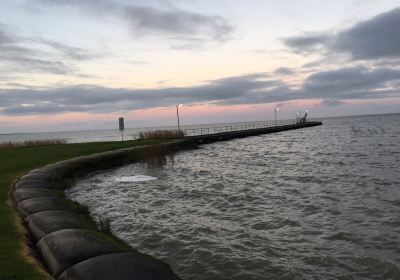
[0,139,168,280]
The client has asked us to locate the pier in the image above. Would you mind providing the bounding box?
[133,120,322,142]
[186,121,322,143]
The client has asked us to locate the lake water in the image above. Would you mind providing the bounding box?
[67,114,400,280]
[0,120,284,143]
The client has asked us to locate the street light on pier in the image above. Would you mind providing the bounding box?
[176,104,183,131]
[274,107,280,126]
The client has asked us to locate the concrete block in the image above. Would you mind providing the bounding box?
[26,168,63,178]
[37,229,128,277]
[59,253,181,280]
[27,210,94,242]
[17,197,76,219]
[20,173,56,181]
[13,188,62,203]
[14,179,56,190]
[41,162,80,176]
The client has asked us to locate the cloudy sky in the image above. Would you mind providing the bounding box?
[1,0,400,132]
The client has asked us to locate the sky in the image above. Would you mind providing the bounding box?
[1,0,400,133]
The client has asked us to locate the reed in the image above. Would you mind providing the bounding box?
[138,130,184,140]
[97,215,112,234]
[137,144,175,167]
[0,138,67,149]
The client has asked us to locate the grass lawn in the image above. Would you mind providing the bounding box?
[0,139,168,280]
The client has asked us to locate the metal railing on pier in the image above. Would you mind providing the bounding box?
[183,120,297,137]
[132,120,299,139]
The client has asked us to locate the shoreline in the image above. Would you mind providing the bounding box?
[0,139,169,280]
[10,140,194,279]
[7,122,322,279]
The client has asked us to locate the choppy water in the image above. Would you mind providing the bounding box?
[67,114,400,280]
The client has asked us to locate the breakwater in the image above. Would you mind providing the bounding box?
[10,121,321,279]
[189,121,322,143]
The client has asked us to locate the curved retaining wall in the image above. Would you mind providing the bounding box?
[11,140,195,280]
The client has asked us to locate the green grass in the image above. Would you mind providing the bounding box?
[0,139,168,280]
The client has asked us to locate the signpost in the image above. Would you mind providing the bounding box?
[119,117,124,141]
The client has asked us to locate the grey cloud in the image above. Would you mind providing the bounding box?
[333,8,400,60]
[284,8,400,60]
[0,55,73,75]
[38,39,102,60]
[283,33,330,53]
[303,67,400,99]
[2,67,399,115]
[0,74,284,115]
[301,59,325,69]
[169,37,210,50]
[321,98,344,107]
[216,84,296,106]
[0,23,33,56]
[0,24,71,75]
[0,23,100,75]
[0,23,17,45]
[33,0,234,46]
[274,67,295,75]
[124,6,233,41]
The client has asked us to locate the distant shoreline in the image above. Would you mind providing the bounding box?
[1,112,399,136]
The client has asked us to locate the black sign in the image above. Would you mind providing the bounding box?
[119,117,124,131]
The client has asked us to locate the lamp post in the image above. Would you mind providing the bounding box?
[274,107,279,126]
[176,104,183,131]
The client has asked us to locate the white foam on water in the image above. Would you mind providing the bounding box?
[115,175,157,183]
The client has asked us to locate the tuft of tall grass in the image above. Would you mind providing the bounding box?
[97,215,112,234]
[138,130,184,140]
[0,139,67,149]
[137,145,176,167]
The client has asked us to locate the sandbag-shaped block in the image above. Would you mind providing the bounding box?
[27,210,94,242]
[44,159,93,177]
[20,173,57,182]
[24,167,47,174]
[37,161,80,177]
[41,163,72,174]
[37,229,128,277]
[61,157,92,169]
[13,188,62,203]
[24,169,63,180]
[71,151,130,172]
[14,179,56,190]
[59,253,181,280]
[17,197,76,219]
